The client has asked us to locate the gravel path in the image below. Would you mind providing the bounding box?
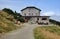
[0,23,40,39]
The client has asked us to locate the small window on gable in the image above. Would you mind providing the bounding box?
[42,18,47,20]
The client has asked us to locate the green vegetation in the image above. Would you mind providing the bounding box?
[2,8,22,19]
[34,26,60,39]
[2,8,25,22]
[0,9,22,33]
[49,19,60,26]
[2,8,14,15]
[18,17,25,23]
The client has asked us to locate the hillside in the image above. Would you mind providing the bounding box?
[0,10,21,33]
[49,19,60,26]
[34,26,60,39]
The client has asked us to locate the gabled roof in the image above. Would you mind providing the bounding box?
[21,6,41,11]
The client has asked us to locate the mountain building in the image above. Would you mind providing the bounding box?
[21,6,50,25]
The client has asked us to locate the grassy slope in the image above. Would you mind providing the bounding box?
[34,26,60,39]
[0,11,20,33]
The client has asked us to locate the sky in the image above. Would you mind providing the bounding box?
[0,0,60,22]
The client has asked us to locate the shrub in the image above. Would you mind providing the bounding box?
[2,8,14,15]
[0,29,6,33]
[49,19,60,26]
[18,18,25,23]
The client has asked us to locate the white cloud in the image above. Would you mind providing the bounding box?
[42,11,55,16]
[55,14,60,16]
[42,11,60,16]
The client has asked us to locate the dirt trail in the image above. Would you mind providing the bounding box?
[0,23,40,39]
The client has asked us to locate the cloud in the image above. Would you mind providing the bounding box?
[42,11,55,16]
[42,11,60,16]
[41,11,60,21]
[55,14,60,16]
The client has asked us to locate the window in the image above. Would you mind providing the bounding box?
[24,14,26,16]
[36,13,37,16]
[42,18,47,20]
[29,10,30,12]
[29,13,30,16]
[32,13,33,16]
[29,8,31,12]
[37,18,39,20]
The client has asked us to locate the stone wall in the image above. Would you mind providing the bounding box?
[21,8,40,16]
[28,17,49,24]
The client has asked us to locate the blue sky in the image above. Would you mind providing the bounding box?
[0,0,60,21]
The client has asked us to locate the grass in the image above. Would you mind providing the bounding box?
[34,26,60,39]
[0,11,21,33]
